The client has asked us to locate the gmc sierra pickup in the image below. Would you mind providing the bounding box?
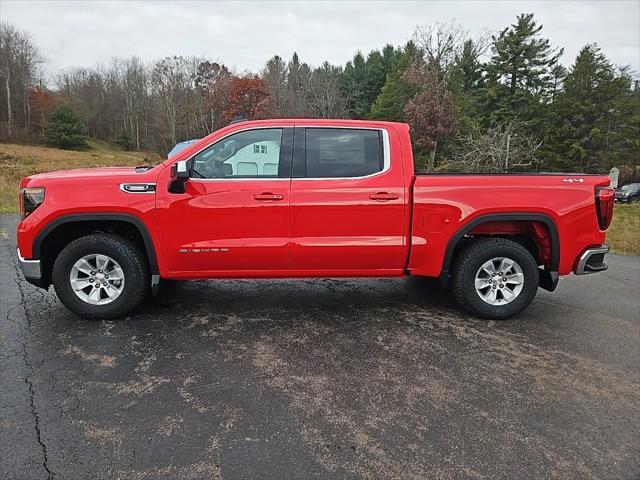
[17,119,614,320]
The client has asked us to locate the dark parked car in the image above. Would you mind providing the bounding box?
[615,183,640,203]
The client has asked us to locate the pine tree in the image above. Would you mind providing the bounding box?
[546,44,638,172]
[369,41,420,121]
[362,50,385,113]
[261,55,288,117]
[341,52,368,118]
[115,130,133,150]
[480,13,562,130]
[341,46,403,119]
[44,105,89,150]
[455,40,485,94]
[285,52,312,117]
[450,39,488,133]
[489,13,562,96]
[362,45,402,114]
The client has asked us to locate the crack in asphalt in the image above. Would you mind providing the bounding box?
[26,376,54,479]
[4,235,55,479]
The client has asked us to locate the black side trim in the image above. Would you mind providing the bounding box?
[33,213,159,276]
[438,213,560,289]
[278,127,294,178]
[292,126,306,178]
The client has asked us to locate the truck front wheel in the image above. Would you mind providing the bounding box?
[52,233,148,319]
[451,237,539,320]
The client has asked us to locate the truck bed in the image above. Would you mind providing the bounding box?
[407,173,611,278]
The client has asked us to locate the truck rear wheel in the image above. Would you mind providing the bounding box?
[52,233,148,319]
[451,237,539,320]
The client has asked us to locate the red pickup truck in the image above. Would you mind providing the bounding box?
[17,119,614,320]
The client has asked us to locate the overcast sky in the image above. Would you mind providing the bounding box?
[2,0,639,78]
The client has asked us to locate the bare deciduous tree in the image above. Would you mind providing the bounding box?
[0,21,43,140]
[448,119,542,172]
[197,60,232,133]
[403,67,458,172]
[308,62,351,119]
[151,56,191,146]
[119,56,148,150]
[412,21,467,82]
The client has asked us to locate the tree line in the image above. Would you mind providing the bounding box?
[0,14,638,178]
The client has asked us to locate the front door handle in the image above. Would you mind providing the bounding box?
[253,192,284,201]
[369,192,399,201]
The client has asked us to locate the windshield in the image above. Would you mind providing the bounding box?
[167,139,200,158]
[620,184,639,192]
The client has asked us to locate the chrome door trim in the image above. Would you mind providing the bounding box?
[183,124,392,182]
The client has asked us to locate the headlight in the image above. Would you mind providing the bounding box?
[20,187,45,218]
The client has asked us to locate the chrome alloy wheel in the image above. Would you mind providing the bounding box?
[69,254,125,305]
[474,257,524,306]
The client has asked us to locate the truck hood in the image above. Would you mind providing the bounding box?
[20,166,162,188]
[26,167,141,181]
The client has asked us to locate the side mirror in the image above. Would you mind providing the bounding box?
[169,160,190,194]
[170,160,190,179]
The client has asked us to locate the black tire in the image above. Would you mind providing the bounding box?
[52,233,149,319]
[451,237,539,320]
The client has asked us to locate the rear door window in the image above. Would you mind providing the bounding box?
[303,128,383,178]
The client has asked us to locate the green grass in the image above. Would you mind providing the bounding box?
[608,204,640,256]
[0,142,162,213]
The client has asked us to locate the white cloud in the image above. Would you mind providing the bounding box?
[2,0,638,80]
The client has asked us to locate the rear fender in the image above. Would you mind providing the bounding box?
[438,213,560,292]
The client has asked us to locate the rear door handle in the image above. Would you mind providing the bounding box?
[369,192,399,201]
[253,192,284,201]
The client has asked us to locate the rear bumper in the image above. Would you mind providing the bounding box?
[17,248,43,285]
[575,245,609,275]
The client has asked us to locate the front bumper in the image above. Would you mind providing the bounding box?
[17,248,42,282]
[575,245,609,275]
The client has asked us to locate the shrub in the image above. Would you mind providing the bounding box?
[115,131,134,150]
[44,106,89,150]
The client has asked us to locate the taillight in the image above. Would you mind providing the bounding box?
[595,186,614,230]
[19,187,45,219]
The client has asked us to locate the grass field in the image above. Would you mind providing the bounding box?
[0,142,162,213]
[1,142,638,255]
[608,203,640,256]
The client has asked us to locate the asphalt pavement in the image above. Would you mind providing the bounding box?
[1,213,639,480]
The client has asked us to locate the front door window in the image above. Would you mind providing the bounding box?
[191,129,283,179]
